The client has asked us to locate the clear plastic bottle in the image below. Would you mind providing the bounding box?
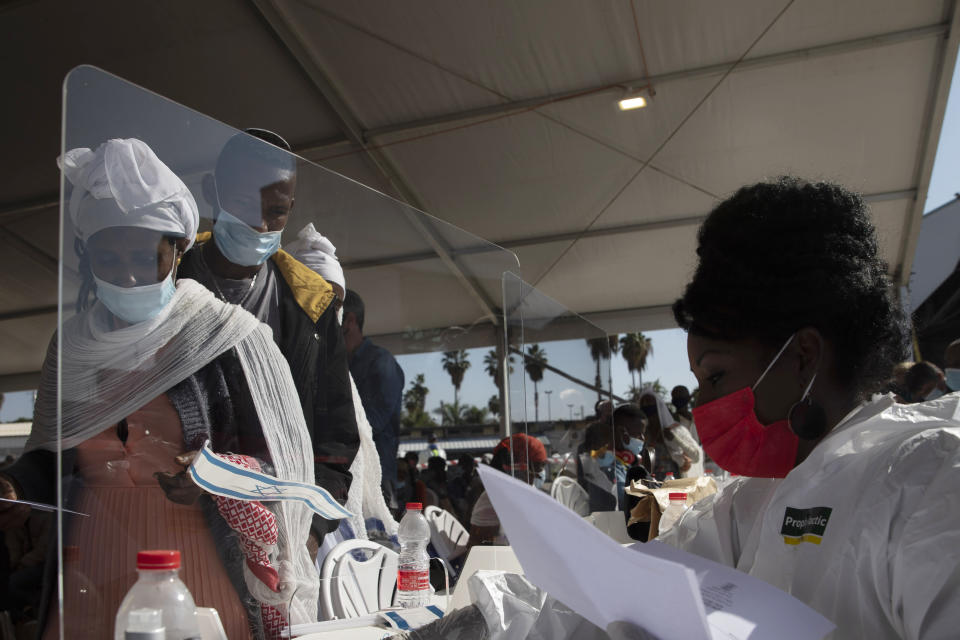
[664,472,675,482]
[115,550,201,640]
[658,492,689,534]
[122,608,165,640]
[396,502,432,608]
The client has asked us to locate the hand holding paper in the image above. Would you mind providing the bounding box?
[477,465,834,640]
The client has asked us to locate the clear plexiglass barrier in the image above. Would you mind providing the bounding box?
[5,65,526,638]
[502,273,617,514]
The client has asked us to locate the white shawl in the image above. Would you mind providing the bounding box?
[29,280,320,625]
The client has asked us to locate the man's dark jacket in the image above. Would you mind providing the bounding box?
[179,239,360,537]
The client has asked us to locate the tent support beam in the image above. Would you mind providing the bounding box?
[250,0,502,325]
[339,188,916,271]
[344,23,951,142]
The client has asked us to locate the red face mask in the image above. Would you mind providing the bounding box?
[692,335,813,479]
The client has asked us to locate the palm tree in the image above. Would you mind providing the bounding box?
[402,374,435,431]
[442,350,471,406]
[483,349,515,388]
[463,404,492,425]
[488,394,501,418]
[620,332,653,388]
[524,344,548,422]
[435,400,468,426]
[586,335,619,402]
[403,373,429,414]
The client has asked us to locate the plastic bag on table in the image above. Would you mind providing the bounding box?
[390,603,488,640]
[466,570,655,640]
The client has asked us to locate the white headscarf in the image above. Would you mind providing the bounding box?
[284,223,345,291]
[30,281,320,625]
[59,138,199,249]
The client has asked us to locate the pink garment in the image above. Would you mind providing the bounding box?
[44,395,252,640]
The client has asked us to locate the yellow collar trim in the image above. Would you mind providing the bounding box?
[194,232,334,323]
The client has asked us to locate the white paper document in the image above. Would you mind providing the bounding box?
[477,466,834,640]
[634,541,835,640]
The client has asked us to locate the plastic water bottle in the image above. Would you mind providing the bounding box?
[115,550,201,640]
[396,502,432,608]
[658,492,689,534]
[122,609,165,639]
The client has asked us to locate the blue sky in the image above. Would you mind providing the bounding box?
[924,57,960,213]
[4,57,960,423]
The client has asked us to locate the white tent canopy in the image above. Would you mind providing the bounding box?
[1,0,958,390]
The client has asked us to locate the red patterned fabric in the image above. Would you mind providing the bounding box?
[212,453,287,639]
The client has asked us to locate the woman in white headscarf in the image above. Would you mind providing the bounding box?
[285,223,400,551]
[0,139,319,639]
[638,388,701,480]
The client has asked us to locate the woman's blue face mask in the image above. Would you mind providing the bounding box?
[94,260,177,325]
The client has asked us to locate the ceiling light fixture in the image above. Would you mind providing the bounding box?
[617,87,650,111]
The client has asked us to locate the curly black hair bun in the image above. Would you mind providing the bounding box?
[672,176,909,394]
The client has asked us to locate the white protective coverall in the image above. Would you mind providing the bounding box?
[660,393,960,639]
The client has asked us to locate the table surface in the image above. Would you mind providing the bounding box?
[295,593,449,639]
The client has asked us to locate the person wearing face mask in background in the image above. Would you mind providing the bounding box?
[178,129,360,555]
[670,385,697,441]
[639,390,701,480]
[905,361,951,402]
[468,434,547,549]
[662,177,960,639]
[944,338,960,392]
[670,385,705,478]
[575,422,620,512]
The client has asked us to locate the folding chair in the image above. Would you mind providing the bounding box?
[319,539,399,620]
[422,505,469,563]
[550,475,591,516]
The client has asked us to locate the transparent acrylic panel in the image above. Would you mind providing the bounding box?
[45,65,519,638]
[502,273,619,512]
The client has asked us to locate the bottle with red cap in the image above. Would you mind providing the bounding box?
[396,502,432,608]
[114,550,201,640]
[658,492,689,534]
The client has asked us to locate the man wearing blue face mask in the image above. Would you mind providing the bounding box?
[905,361,950,402]
[178,129,360,551]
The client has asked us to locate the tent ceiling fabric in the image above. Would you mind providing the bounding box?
[0,0,957,389]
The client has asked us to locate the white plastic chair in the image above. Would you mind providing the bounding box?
[319,539,399,620]
[423,505,470,562]
[550,475,591,516]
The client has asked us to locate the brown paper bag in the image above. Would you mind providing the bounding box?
[625,476,718,541]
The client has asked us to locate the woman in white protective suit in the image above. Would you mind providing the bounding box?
[662,177,960,639]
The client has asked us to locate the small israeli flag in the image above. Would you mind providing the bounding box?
[188,442,353,520]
